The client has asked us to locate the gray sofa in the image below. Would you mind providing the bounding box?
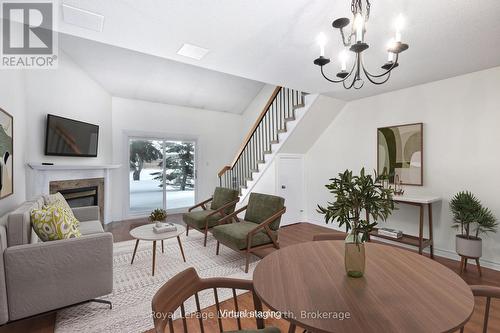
[0,196,113,324]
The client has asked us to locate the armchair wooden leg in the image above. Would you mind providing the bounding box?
[161,240,164,253]
[216,241,220,255]
[288,323,297,333]
[204,228,208,247]
[245,251,250,273]
[186,225,190,236]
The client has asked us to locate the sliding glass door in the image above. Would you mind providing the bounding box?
[129,138,195,214]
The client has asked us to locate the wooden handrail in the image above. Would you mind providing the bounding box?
[218,86,282,177]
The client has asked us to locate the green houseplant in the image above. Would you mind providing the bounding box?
[450,191,497,259]
[317,168,394,278]
[149,208,168,228]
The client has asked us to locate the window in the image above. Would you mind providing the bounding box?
[128,138,195,213]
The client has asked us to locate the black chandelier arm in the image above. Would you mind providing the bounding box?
[343,76,358,89]
[320,67,345,83]
[361,53,399,78]
[361,64,392,85]
[319,57,357,83]
[343,55,363,89]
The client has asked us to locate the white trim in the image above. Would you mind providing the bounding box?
[27,163,121,170]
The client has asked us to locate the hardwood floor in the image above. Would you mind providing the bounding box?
[1,217,498,333]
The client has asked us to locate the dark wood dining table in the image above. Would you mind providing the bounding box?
[253,241,474,333]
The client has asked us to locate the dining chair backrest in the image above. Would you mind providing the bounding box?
[152,267,265,333]
[460,285,500,333]
[312,233,346,241]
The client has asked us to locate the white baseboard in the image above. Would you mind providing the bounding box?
[300,220,500,271]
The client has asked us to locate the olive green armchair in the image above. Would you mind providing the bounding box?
[183,187,239,246]
[212,192,286,273]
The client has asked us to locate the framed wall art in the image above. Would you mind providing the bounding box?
[377,122,423,186]
[0,108,13,199]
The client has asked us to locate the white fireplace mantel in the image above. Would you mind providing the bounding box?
[27,163,121,171]
[27,163,121,224]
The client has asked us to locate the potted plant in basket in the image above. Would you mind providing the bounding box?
[450,191,497,259]
[149,208,168,228]
[317,168,394,278]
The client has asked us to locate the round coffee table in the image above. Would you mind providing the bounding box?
[129,224,186,276]
[253,241,474,333]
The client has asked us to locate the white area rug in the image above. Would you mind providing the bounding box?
[55,231,259,333]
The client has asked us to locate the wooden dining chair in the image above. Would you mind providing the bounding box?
[152,267,281,333]
[460,285,500,333]
[312,233,346,241]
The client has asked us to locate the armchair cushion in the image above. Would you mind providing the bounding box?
[183,210,223,230]
[210,187,239,213]
[244,193,285,230]
[212,221,275,250]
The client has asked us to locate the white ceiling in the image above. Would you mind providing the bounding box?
[56,0,500,101]
[60,34,264,114]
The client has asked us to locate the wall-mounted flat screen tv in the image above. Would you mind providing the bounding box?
[44,114,99,157]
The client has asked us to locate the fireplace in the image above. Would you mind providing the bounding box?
[49,178,105,223]
[59,186,98,208]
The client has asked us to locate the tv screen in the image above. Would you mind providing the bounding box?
[45,114,99,157]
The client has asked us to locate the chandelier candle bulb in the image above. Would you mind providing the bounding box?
[340,50,348,71]
[354,13,364,42]
[317,33,327,56]
[387,52,394,62]
[395,14,405,42]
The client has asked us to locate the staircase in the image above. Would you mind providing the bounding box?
[218,86,311,198]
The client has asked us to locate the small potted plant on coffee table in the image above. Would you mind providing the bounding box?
[317,168,394,278]
[450,191,497,274]
[149,208,168,228]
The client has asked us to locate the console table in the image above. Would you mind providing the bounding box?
[370,195,441,259]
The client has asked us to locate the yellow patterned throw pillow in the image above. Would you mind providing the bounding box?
[31,205,81,241]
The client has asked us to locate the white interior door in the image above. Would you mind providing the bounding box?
[276,154,305,226]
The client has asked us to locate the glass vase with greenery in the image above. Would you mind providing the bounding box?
[450,191,497,258]
[317,168,394,278]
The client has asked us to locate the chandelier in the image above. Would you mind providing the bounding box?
[313,0,409,89]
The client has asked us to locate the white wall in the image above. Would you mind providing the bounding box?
[305,66,500,268]
[23,51,112,165]
[0,71,27,216]
[110,97,242,220]
[239,84,276,139]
